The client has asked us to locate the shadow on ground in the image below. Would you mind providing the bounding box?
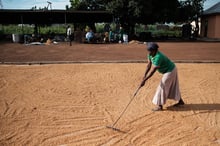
[166,104,220,111]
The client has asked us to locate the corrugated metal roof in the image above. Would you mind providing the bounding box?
[203,2,220,15]
[0,10,113,24]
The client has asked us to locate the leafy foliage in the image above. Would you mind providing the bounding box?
[68,0,206,35]
[1,25,66,35]
[69,0,105,10]
[179,0,205,21]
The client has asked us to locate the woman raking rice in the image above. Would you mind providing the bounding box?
[140,42,185,111]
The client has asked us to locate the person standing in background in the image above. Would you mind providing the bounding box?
[67,25,72,46]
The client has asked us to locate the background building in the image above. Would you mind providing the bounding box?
[201,2,220,39]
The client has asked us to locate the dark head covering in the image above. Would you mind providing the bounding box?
[147,42,159,51]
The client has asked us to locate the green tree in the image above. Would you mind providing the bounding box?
[69,0,79,10]
[69,0,105,10]
[106,0,146,35]
[179,0,206,37]
[69,0,106,32]
[68,0,205,37]
[106,0,180,36]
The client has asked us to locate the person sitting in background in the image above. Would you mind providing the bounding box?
[109,29,114,42]
[103,31,109,43]
[85,29,94,43]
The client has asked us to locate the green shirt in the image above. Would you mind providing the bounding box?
[148,51,175,74]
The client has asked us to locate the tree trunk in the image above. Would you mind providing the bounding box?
[128,23,136,40]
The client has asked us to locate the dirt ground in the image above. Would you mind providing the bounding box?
[0,42,220,63]
[0,42,220,145]
[0,63,220,145]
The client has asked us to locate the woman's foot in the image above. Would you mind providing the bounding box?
[173,98,185,107]
[152,105,163,111]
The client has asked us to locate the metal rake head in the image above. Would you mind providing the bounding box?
[106,126,126,133]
